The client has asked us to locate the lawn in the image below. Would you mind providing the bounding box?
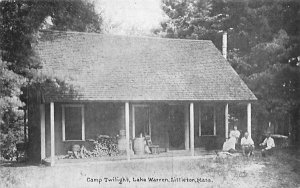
[1,149,300,188]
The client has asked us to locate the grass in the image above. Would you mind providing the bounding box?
[0,148,300,188]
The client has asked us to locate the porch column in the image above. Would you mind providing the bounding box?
[125,102,130,161]
[198,105,201,136]
[50,102,55,166]
[225,103,229,139]
[184,105,189,150]
[132,106,135,138]
[189,103,195,156]
[40,104,46,161]
[247,103,252,138]
[213,105,216,136]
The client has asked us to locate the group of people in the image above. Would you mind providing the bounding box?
[222,125,275,157]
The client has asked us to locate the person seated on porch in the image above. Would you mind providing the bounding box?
[259,132,275,157]
[241,132,254,156]
[229,125,241,144]
[222,136,236,153]
[230,125,241,149]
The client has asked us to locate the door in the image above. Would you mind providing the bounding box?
[133,105,151,138]
[168,105,184,149]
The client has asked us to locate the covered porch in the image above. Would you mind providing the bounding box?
[40,101,252,166]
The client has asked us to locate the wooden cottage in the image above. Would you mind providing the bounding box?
[28,30,257,165]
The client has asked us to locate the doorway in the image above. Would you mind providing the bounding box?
[132,105,151,138]
[168,105,185,149]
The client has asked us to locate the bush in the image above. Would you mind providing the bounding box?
[0,107,24,161]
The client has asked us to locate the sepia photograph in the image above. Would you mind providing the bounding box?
[0,0,300,187]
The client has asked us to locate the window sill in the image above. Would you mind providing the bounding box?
[199,135,217,137]
[63,140,86,142]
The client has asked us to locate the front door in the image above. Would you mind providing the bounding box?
[168,105,184,149]
[133,105,150,138]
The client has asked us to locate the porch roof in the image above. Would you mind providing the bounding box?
[34,30,257,102]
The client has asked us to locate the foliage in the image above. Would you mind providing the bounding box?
[160,0,224,45]
[0,0,102,160]
[161,0,300,140]
[0,59,25,160]
[0,0,102,76]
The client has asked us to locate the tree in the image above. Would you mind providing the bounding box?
[0,59,25,160]
[0,0,102,76]
[0,0,102,160]
[161,0,300,144]
[160,0,225,45]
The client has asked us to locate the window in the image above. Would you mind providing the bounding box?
[62,105,85,141]
[199,105,216,136]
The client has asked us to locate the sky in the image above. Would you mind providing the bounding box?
[93,0,168,36]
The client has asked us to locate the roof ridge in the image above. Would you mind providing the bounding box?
[39,29,213,43]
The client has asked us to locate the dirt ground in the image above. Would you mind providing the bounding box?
[1,149,300,188]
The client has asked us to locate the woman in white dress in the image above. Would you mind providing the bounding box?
[229,125,241,144]
[222,126,240,152]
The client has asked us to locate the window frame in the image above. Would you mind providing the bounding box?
[62,104,85,141]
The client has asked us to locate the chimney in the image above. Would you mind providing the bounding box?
[222,32,227,59]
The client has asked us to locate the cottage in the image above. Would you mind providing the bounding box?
[27,30,256,166]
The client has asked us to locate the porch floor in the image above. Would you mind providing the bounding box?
[51,148,218,165]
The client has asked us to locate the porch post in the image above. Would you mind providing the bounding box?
[213,105,216,136]
[225,103,229,139]
[40,104,46,161]
[198,105,201,136]
[189,103,195,156]
[50,102,55,166]
[247,103,252,138]
[184,104,189,150]
[125,102,130,161]
[132,106,135,138]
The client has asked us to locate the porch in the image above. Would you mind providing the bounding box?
[39,101,252,166]
[47,148,219,166]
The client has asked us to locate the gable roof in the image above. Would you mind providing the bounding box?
[34,30,257,102]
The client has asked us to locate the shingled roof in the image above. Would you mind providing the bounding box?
[34,30,257,102]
